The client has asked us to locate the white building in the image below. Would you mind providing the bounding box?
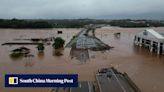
[134,29,164,55]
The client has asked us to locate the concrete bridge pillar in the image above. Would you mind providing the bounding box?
[134,36,137,45]
[143,39,146,47]
[150,41,153,52]
[157,42,160,55]
[139,38,142,47]
[163,44,164,55]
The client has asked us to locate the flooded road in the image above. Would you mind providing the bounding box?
[0,27,164,92]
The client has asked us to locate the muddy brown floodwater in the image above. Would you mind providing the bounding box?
[0,27,164,92]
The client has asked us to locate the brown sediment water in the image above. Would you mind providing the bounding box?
[0,27,164,92]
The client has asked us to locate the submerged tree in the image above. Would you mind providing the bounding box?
[53,37,65,49]
[37,43,45,53]
[52,37,65,56]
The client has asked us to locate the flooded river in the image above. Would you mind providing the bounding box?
[0,27,164,92]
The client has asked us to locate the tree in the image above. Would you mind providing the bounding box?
[37,43,45,52]
[53,37,65,49]
[52,37,65,56]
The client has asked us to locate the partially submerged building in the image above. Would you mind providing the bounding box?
[66,25,113,62]
[66,26,112,51]
[11,46,30,55]
[10,46,30,58]
[134,29,164,55]
[70,48,89,63]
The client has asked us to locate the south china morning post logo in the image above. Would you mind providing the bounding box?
[5,74,78,87]
[8,77,18,85]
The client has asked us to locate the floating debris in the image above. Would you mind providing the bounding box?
[57,31,63,34]
[114,32,121,39]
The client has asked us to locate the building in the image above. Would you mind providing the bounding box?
[96,67,140,92]
[11,46,30,55]
[66,26,111,50]
[134,29,164,55]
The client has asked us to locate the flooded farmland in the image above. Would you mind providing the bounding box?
[0,27,164,92]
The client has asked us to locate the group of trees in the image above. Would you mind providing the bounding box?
[0,18,164,28]
[0,18,109,28]
[110,20,148,27]
[110,19,164,28]
[0,19,53,28]
[48,19,108,28]
[36,37,65,56]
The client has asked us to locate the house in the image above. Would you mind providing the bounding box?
[11,46,30,54]
[134,29,164,55]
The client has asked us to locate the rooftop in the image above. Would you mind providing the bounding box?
[96,68,140,92]
[146,29,164,39]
